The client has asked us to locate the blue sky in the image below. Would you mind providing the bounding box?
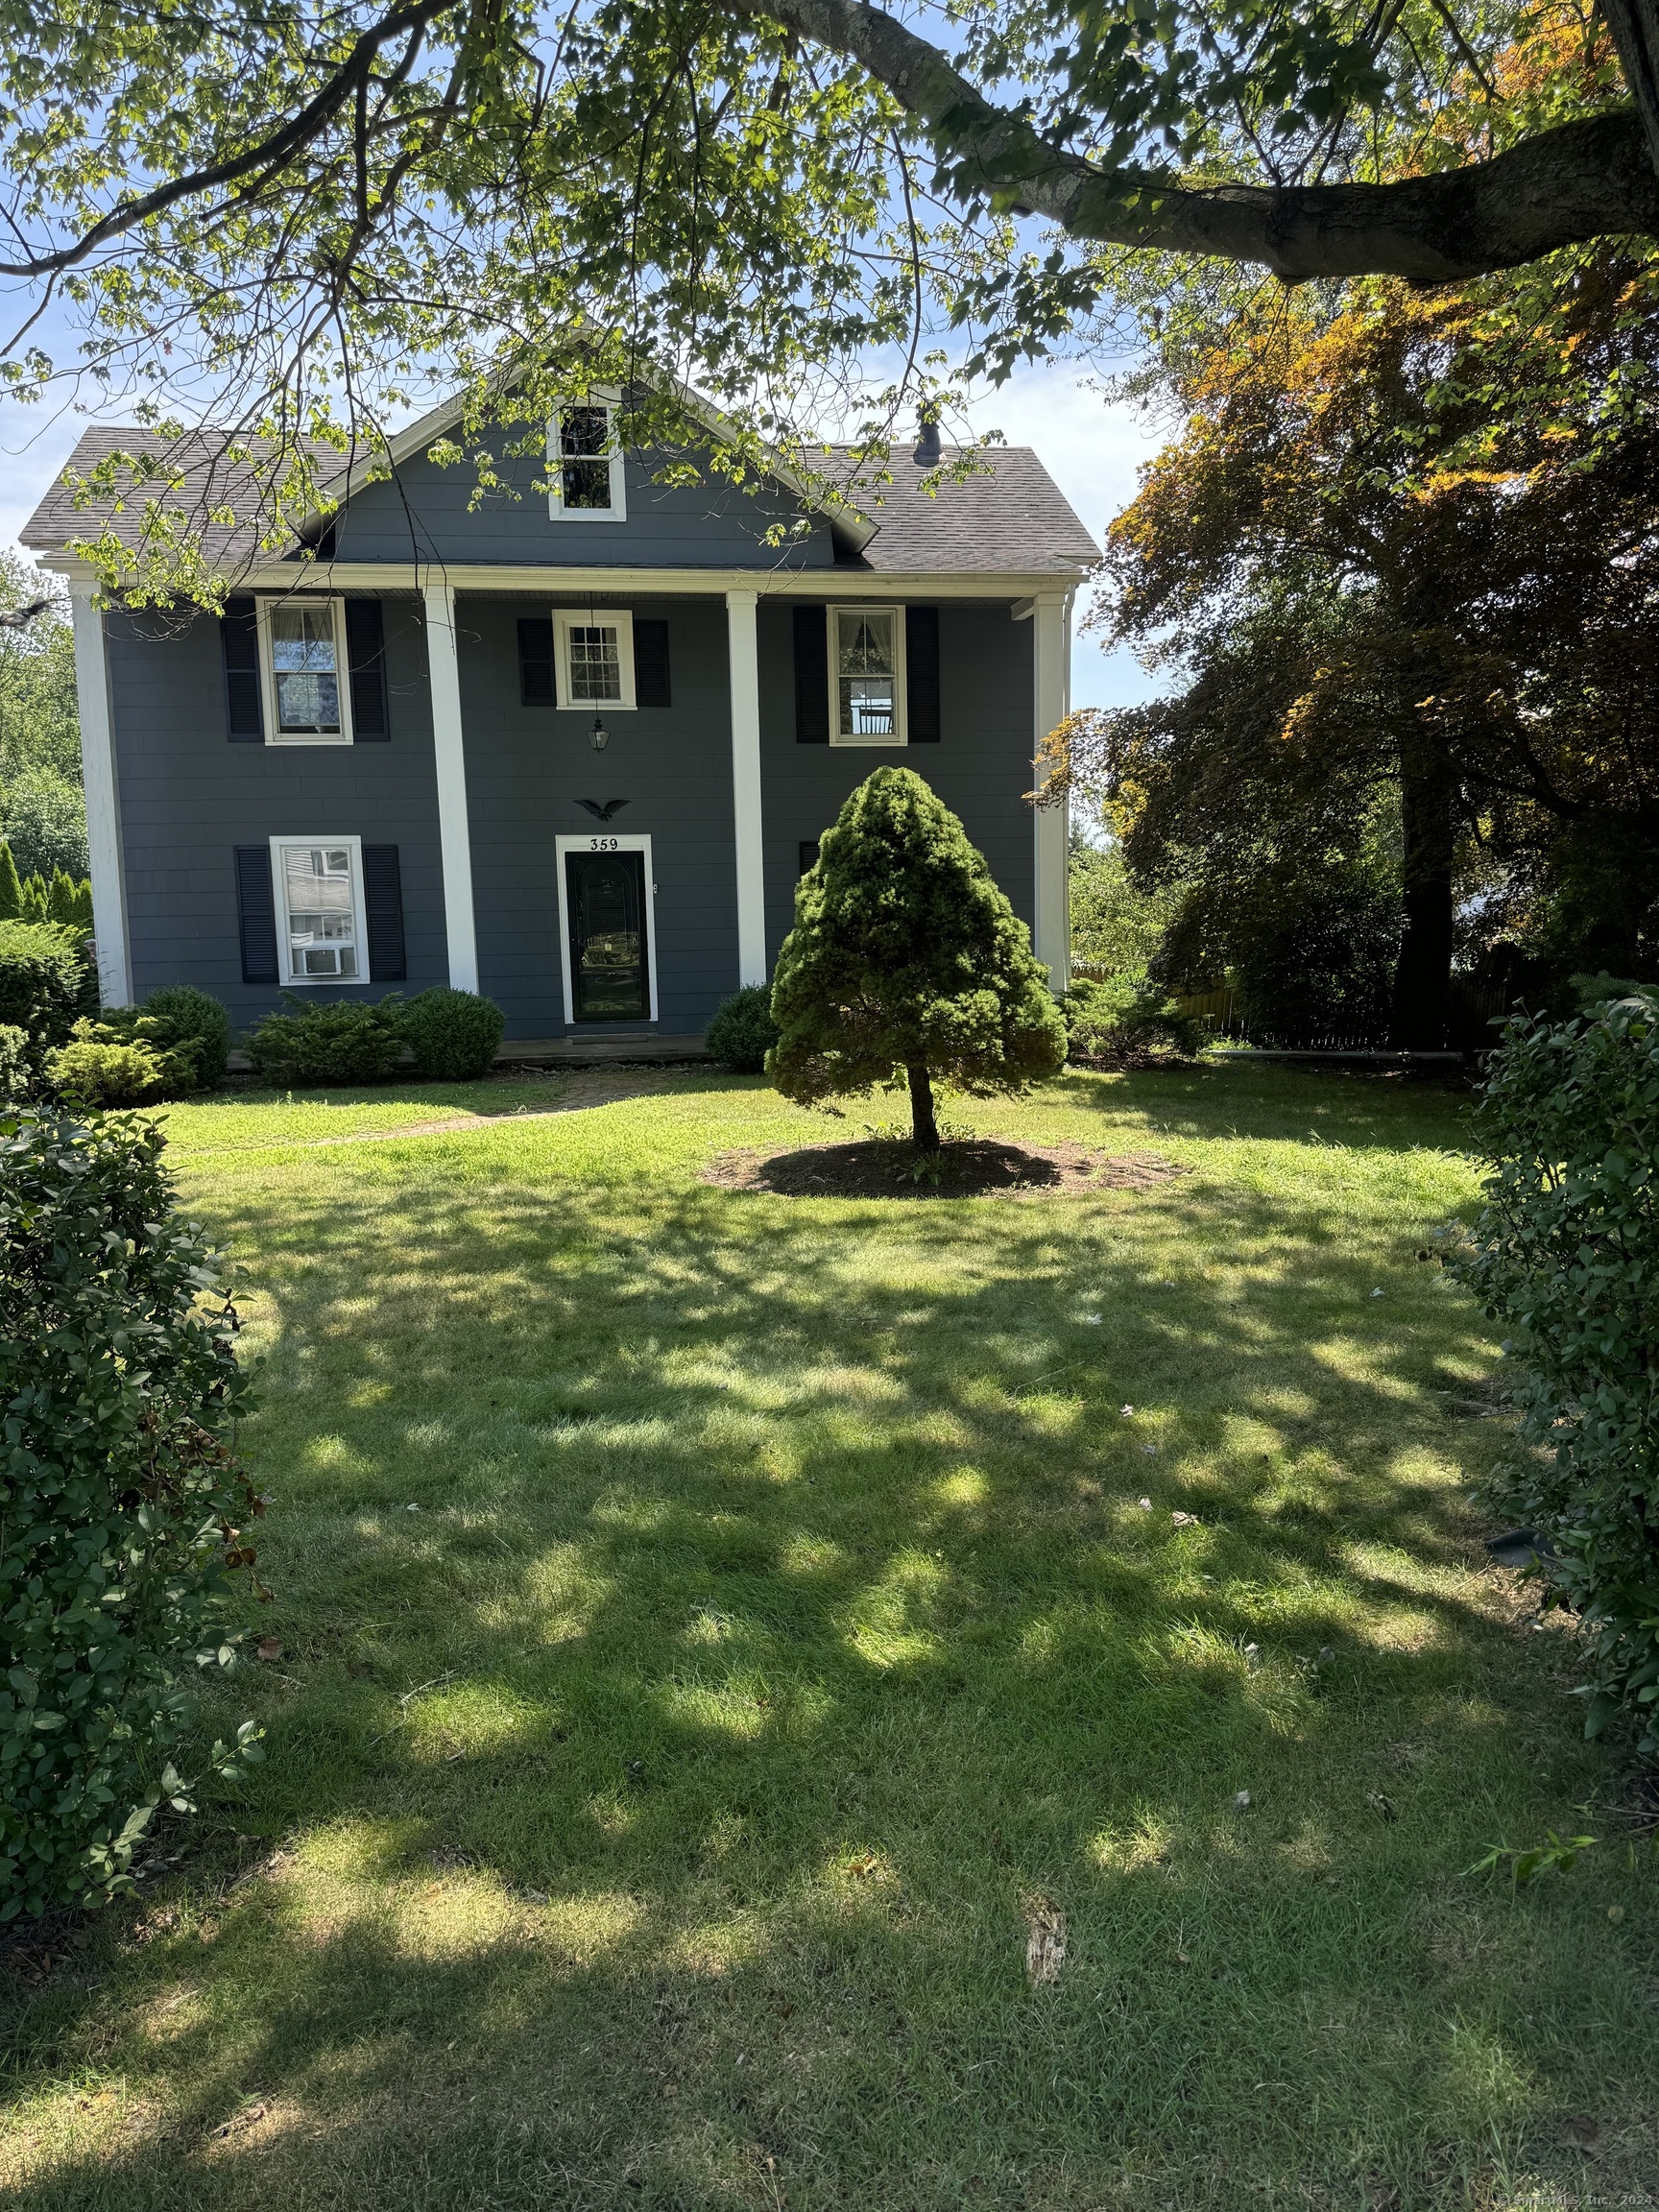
[2,352,1168,717]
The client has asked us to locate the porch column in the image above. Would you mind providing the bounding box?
[726,588,767,987]
[1031,591,1071,986]
[67,578,132,1007]
[421,580,479,994]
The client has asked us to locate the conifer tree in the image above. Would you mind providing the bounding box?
[770,767,1066,1150]
[0,841,22,924]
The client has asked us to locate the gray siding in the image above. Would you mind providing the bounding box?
[457,595,740,1036]
[757,600,1036,962]
[332,439,836,570]
[106,596,447,1025]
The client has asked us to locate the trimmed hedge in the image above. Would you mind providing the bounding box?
[244,997,404,1087]
[64,985,230,1099]
[705,985,780,1073]
[46,1035,170,1107]
[1451,987,1659,1753]
[400,987,505,1081]
[1,1109,263,1918]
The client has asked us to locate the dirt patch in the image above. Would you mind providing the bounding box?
[700,1138,1190,1201]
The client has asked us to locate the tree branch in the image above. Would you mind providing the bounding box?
[716,0,1659,278]
[0,0,465,282]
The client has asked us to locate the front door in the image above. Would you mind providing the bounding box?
[565,847,650,1022]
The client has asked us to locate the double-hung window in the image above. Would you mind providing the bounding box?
[548,400,627,520]
[830,606,905,744]
[257,597,352,743]
[270,835,368,983]
[553,609,637,709]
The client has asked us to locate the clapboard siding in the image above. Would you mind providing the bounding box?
[757,599,1034,963]
[105,594,447,1022]
[456,594,739,1035]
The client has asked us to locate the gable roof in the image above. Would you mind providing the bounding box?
[19,423,1099,578]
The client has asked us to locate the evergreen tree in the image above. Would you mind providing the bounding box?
[770,767,1066,1150]
[0,841,22,924]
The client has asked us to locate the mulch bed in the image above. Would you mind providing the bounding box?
[700,1138,1190,1201]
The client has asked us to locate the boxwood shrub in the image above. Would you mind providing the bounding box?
[244,996,404,1087]
[60,984,231,1101]
[1,1109,264,1919]
[1451,986,1659,1752]
[705,984,780,1073]
[400,987,505,1082]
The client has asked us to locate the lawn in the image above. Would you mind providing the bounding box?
[5,1064,1656,2211]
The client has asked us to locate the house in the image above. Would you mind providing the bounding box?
[21,396,1097,1049]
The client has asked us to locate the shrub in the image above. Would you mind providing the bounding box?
[1061,974,1206,1061]
[244,995,404,1086]
[1,1108,263,1919]
[399,986,505,1082]
[0,1023,30,1100]
[74,985,231,1097]
[1229,871,1401,1046]
[0,840,21,921]
[46,1033,170,1108]
[705,984,780,1073]
[771,768,1066,1148]
[0,920,93,1064]
[1449,987,1659,1755]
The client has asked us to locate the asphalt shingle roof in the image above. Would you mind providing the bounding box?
[21,426,1099,576]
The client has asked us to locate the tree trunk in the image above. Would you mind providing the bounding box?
[1601,0,1659,177]
[1390,738,1456,1051]
[907,1062,940,1151]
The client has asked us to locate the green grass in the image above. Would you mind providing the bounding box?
[6,1066,1656,2210]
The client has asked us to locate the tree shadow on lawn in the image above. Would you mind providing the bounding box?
[1047,1062,1477,1153]
[9,1153,1651,2208]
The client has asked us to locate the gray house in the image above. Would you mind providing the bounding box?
[22,396,1096,1048]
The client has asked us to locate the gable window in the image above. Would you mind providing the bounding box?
[257,598,353,743]
[553,609,637,709]
[270,835,368,983]
[831,607,905,744]
[548,401,627,520]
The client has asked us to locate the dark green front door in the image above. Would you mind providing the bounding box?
[565,848,650,1022]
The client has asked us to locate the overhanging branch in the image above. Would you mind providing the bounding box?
[716,0,1659,278]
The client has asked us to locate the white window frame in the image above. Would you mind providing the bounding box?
[256,595,354,746]
[829,604,907,746]
[268,833,371,988]
[547,397,628,522]
[552,607,637,710]
[554,832,659,1026]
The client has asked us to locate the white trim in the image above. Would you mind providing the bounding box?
[1031,593,1070,986]
[35,553,1093,601]
[267,833,370,986]
[725,589,766,987]
[551,607,637,709]
[554,832,660,1025]
[829,603,907,746]
[547,397,628,522]
[67,581,132,1007]
[422,581,480,992]
[254,593,354,744]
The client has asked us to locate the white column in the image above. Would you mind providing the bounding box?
[67,579,132,1007]
[1031,592,1070,987]
[726,589,767,987]
[421,580,479,994]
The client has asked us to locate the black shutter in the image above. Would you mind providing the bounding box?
[222,598,263,741]
[234,847,279,983]
[635,617,671,708]
[798,840,821,877]
[345,598,388,739]
[793,605,829,743]
[905,606,941,742]
[362,844,406,982]
[518,617,555,705]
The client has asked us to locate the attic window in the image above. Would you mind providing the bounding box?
[549,401,626,521]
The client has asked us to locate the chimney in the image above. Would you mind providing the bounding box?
[913,404,942,467]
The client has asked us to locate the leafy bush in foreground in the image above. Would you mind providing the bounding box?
[705,984,779,1073]
[399,987,505,1081]
[1,1109,264,1919]
[1451,987,1659,1753]
[244,996,404,1087]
